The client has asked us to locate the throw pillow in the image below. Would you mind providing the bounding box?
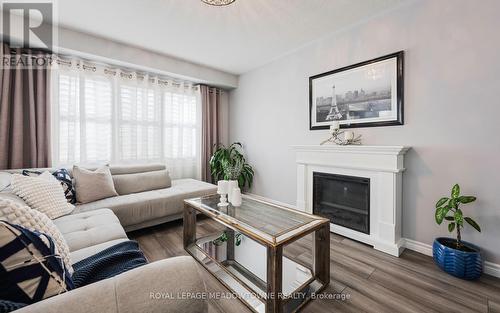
[73,165,118,204]
[0,221,74,305]
[11,172,74,219]
[0,198,74,274]
[22,169,77,204]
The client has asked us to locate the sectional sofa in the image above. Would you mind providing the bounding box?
[0,164,218,312]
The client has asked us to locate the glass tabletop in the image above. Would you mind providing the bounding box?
[185,194,328,245]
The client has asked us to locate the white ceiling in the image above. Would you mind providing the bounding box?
[57,0,405,75]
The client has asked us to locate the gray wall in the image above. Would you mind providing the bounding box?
[229,0,500,263]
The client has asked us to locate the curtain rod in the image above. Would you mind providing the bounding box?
[4,44,226,92]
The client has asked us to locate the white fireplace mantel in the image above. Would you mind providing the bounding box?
[292,145,410,256]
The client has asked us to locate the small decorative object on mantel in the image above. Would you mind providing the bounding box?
[320,121,362,145]
[201,0,236,6]
[433,184,482,280]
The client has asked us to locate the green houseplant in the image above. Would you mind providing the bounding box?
[433,184,482,279]
[209,142,254,189]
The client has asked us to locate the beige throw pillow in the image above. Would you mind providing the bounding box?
[11,171,74,219]
[73,165,118,203]
[0,198,74,274]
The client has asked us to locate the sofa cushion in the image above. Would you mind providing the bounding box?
[0,192,28,207]
[11,172,74,219]
[74,179,217,228]
[0,221,74,305]
[53,209,127,253]
[22,169,77,204]
[73,166,118,204]
[0,199,74,274]
[112,170,171,195]
[110,163,166,175]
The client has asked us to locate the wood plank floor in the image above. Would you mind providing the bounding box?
[129,217,500,313]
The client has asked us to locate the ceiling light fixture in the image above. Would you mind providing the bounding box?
[201,0,236,6]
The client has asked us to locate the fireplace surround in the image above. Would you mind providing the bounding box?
[293,145,410,256]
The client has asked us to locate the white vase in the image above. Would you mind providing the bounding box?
[227,180,238,203]
[231,187,242,206]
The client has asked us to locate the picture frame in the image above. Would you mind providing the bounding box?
[309,51,404,130]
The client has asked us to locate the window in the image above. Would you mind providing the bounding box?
[52,66,200,179]
[163,91,199,178]
[118,85,161,161]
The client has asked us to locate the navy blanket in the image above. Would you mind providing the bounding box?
[72,240,148,288]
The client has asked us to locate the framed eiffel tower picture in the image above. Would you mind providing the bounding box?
[309,51,404,130]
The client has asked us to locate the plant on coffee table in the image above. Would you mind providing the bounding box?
[210,142,254,189]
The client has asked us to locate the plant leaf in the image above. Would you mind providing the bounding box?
[464,217,481,232]
[235,233,242,246]
[435,197,449,208]
[444,216,455,221]
[451,184,460,199]
[458,196,476,204]
[449,198,457,209]
[448,222,455,233]
[435,207,445,225]
[454,209,463,226]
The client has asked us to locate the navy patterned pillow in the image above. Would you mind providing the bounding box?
[22,169,76,204]
[52,169,76,204]
[21,169,42,177]
[0,221,74,305]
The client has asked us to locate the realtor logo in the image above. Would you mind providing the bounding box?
[1,1,53,50]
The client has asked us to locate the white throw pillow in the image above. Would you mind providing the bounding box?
[11,171,74,219]
[73,165,118,203]
[0,198,74,274]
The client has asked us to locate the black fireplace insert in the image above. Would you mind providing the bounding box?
[313,172,370,234]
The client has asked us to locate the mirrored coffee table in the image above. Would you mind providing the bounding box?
[183,194,330,313]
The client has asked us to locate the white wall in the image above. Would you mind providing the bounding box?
[229,0,500,264]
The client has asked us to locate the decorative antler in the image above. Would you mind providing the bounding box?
[320,129,362,146]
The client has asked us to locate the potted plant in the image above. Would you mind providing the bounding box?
[433,184,482,280]
[210,142,254,190]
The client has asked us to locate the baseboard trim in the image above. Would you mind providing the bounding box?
[403,238,433,256]
[402,238,500,278]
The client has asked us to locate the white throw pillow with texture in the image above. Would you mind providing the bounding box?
[11,171,74,219]
[0,198,74,274]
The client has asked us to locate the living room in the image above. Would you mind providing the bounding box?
[0,0,499,312]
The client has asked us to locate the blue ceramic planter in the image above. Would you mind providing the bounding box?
[433,237,482,280]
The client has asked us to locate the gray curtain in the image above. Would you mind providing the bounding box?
[0,43,51,170]
[200,85,220,183]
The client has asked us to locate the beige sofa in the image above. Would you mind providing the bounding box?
[1,164,217,231]
[0,164,218,312]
